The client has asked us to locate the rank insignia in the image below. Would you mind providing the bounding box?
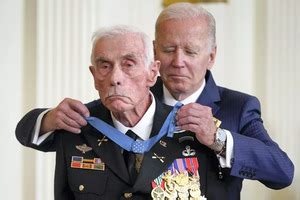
[152,152,165,163]
[75,144,92,154]
[97,136,108,146]
[159,140,167,147]
[71,156,105,171]
[151,157,207,199]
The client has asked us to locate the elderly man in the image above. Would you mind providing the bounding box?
[34,25,195,199]
[16,2,293,200]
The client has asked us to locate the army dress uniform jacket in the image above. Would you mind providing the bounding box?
[48,99,224,200]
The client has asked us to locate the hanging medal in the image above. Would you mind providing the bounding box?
[151,174,165,199]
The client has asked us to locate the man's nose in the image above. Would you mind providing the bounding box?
[172,50,185,68]
[110,65,123,86]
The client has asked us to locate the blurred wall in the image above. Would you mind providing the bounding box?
[1,0,299,199]
[0,0,24,199]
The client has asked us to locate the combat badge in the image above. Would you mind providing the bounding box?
[182,145,196,157]
[76,144,92,154]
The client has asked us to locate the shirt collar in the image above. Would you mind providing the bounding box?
[163,80,206,106]
[111,92,156,140]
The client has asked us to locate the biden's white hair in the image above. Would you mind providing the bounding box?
[155,2,216,51]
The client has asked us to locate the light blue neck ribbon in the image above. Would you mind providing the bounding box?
[86,102,183,153]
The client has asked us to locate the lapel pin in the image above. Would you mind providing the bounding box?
[97,136,108,146]
[76,144,92,154]
[152,153,165,163]
[182,145,196,157]
[159,140,167,147]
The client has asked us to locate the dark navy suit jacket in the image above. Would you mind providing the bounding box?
[16,70,294,199]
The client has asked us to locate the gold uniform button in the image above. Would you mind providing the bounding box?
[79,185,84,191]
[124,192,132,198]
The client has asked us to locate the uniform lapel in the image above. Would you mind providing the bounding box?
[172,132,210,196]
[133,136,182,192]
[149,98,172,138]
[82,104,130,184]
[132,100,174,191]
[132,101,209,195]
[133,132,209,195]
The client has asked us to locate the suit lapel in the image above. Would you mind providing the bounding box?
[82,104,130,184]
[196,70,221,115]
[152,71,221,115]
[150,77,164,102]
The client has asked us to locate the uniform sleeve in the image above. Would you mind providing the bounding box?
[15,108,57,152]
[15,100,101,152]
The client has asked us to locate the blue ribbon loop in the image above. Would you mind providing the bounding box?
[86,102,183,153]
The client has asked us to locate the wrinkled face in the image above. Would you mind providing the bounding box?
[90,33,158,113]
[154,18,216,100]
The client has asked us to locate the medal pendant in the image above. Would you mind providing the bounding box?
[189,183,201,198]
[151,186,165,199]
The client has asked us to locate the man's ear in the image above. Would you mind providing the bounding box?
[207,46,217,70]
[147,60,160,87]
[89,65,98,90]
